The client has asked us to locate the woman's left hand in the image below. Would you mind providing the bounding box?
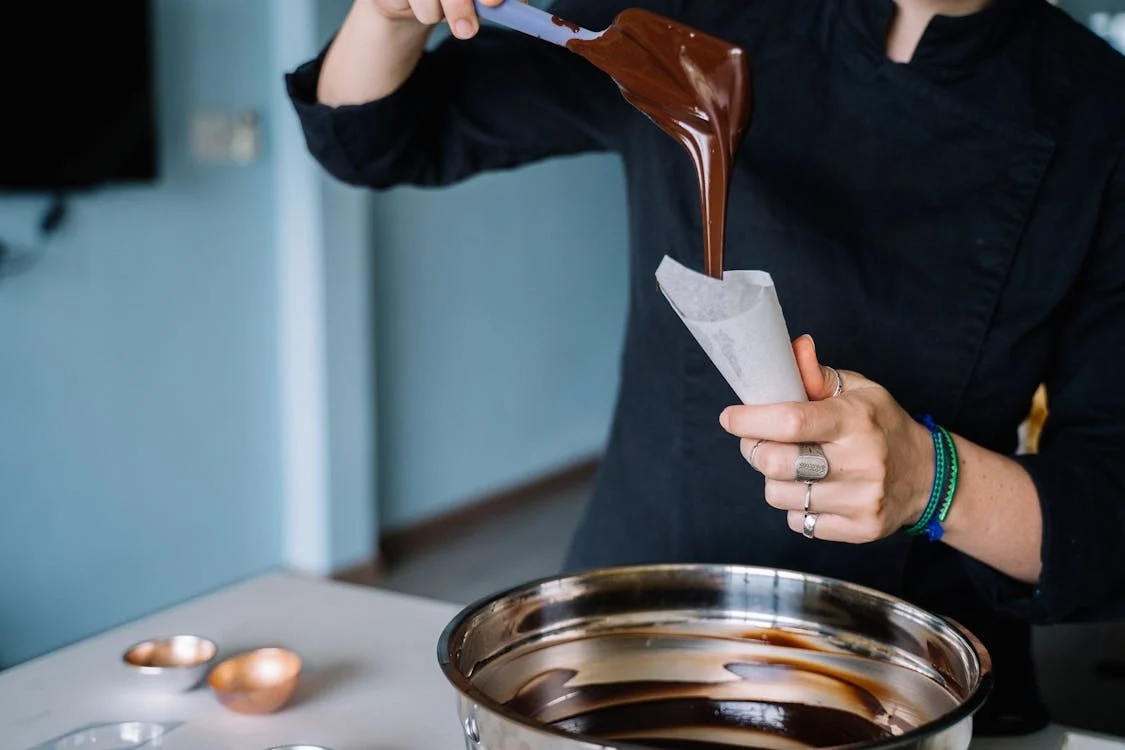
[719,335,936,542]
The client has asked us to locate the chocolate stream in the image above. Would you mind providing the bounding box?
[568,9,751,279]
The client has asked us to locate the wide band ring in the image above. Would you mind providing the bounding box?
[795,443,829,483]
[802,512,819,539]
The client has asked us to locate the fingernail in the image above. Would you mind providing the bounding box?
[454,19,474,37]
[719,410,730,430]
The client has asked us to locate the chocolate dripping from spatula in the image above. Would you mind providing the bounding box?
[568,9,751,280]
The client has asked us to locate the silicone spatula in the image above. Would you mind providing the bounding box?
[472,0,600,46]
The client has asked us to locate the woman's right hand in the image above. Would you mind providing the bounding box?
[319,0,510,106]
[372,0,507,40]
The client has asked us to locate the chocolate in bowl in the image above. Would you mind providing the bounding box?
[438,564,992,750]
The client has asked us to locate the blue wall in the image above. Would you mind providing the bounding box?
[372,154,630,530]
[313,0,379,572]
[0,0,631,665]
[0,0,285,667]
[365,9,630,531]
[320,153,378,569]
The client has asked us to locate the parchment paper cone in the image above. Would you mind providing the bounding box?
[655,255,807,406]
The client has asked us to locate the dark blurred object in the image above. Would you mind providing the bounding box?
[957,617,1052,737]
[1095,659,1125,679]
[0,194,68,279]
[0,1,158,191]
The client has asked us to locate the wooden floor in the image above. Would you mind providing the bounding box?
[375,479,587,604]
[370,479,1125,738]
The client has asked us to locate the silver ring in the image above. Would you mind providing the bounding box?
[802,512,819,539]
[795,443,829,483]
[748,438,766,470]
[828,366,844,398]
[804,482,813,513]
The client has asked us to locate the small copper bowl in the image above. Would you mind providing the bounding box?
[122,635,218,692]
[208,647,302,714]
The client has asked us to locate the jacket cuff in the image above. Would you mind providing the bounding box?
[960,452,1125,624]
[283,46,431,187]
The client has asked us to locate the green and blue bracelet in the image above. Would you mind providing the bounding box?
[906,414,959,542]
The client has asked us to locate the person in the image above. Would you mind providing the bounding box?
[285,0,1125,735]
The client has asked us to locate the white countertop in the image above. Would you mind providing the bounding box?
[0,570,1117,750]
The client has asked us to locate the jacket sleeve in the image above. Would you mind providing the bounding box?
[963,143,1125,624]
[283,0,670,189]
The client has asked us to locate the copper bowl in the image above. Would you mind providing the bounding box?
[122,635,218,692]
[208,647,302,714]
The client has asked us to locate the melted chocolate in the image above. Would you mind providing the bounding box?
[552,15,582,33]
[503,666,892,748]
[725,662,888,720]
[737,630,817,650]
[554,697,890,749]
[568,9,751,279]
[475,626,955,749]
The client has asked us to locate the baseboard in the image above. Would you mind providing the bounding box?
[332,556,385,587]
[328,456,600,582]
[379,456,600,566]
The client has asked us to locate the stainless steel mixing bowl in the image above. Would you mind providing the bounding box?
[438,564,992,749]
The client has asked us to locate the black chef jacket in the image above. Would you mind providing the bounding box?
[286,0,1125,729]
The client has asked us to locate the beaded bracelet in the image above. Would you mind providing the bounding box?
[907,414,960,541]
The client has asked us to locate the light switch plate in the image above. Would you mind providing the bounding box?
[190,110,260,164]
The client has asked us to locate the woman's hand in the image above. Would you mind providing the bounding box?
[373,0,506,39]
[319,0,510,107]
[719,335,936,542]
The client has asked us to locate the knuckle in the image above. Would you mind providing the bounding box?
[858,518,883,542]
[848,398,878,428]
[412,0,443,24]
[864,492,891,526]
[849,488,880,520]
[762,450,787,478]
[763,480,784,509]
[781,408,807,440]
[873,436,890,462]
[868,457,888,484]
[377,0,414,17]
[445,0,476,17]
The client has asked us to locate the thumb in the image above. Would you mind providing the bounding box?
[792,334,839,401]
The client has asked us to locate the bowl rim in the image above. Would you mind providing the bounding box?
[121,634,219,671]
[436,562,994,750]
